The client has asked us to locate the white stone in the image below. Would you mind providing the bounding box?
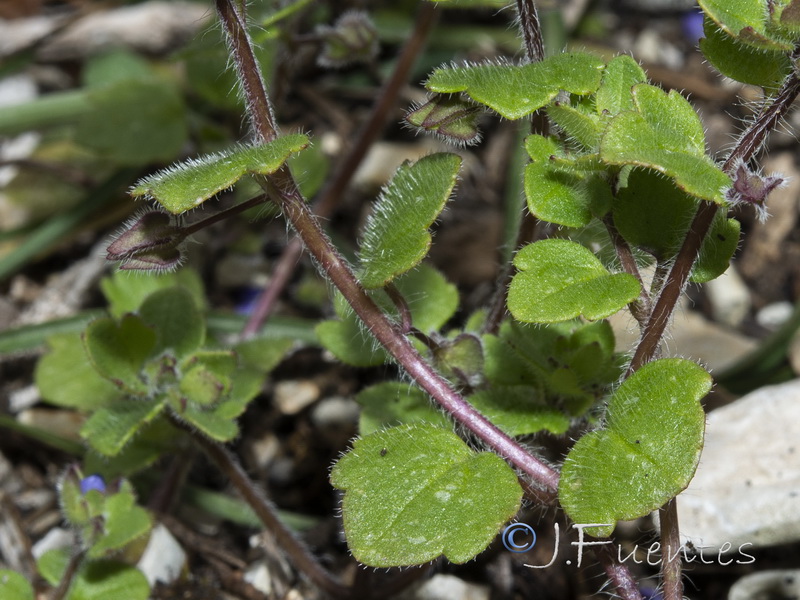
[677,379,800,551]
[704,265,751,328]
[273,380,320,415]
[408,574,489,600]
[31,527,73,559]
[756,301,794,331]
[136,524,186,586]
[728,570,800,600]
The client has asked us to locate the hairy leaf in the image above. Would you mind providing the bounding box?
[100,268,205,318]
[601,84,730,203]
[595,55,647,116]
[699,0,793,50]
[131,134,309,214]
[700,17,792,89]
[359,153,461,289]
[138,287,204,358]
[467,386,570,436]
[0,570,33,600]
[88,485,152,558]
[426,52,605,119]
[331,423,522,566]
[559,358,710,537]
[36,333,122,411]
[83,315,156,395]
[81,399,165,457]
[356,382,450,435]
[508,239,640,323]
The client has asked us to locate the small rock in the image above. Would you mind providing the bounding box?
[243,561,272,596]
[310,396,360,429]
[407,574,489,600]
[31,527,73,559]
[137,524,186,587]
[8,386,39,413]
[728,570,800,600]
[677,379,800,551]
[756,301,794,331]
[704,265,751,328]
[273,380,320,415]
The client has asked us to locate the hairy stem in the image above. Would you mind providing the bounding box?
[169,415,350,598]
[603,214,649,326]
[593,543,644,600]
[50,550,84,600]
[242,2,439,336]
[515,0,545,62]
[659,498,683,600]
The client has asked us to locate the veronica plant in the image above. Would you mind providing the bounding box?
[25,1,800,599]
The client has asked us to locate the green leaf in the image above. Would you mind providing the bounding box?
[317,264,459,366]
[559,358,710,537]
[595,55,647,116]
[0,570,33,600]
[613,169,739,281]
[467,386,570,436]
[525,161,612,228]
[178,404,239,442]
[39,535,150,597]
[359,153,461,289]
[331,423,522,566]
[81,399,165,456]
[700,17,792,89]
[692,213,741,283]
[130,135,309,214]
[179,353,235,406]
[100,269,205,318]
[426,52,605,119]
[508,239,640,323]
[88,486,152,558]
[405,94,482,146]
[600,84,730,203]
[545,103,603,150]
[35,333,122,411]
[76,79,186,166]
[432,333,484,387]
[356,382,450,435]
[233,336,294,373]
[83,315,156,395]
[138,287,204,358]
[699,0,794,50]
[83,419,179,477]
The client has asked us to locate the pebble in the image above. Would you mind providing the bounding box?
[310,396,360,429]
[677,378,800,551]
[728,570,800,600]
[404,574,489,600]
[756,301,794,331]
[136,524,186,587]
[273,380,320,415]
[704,265,751,328]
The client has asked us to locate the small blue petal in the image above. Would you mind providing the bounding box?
[682,10,704,45]
[79,474,106,495]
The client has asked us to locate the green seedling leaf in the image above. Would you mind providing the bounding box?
[81,399,165,457]
[692,213,741,283]
[83,50,154,88]
[39,555,149,600]
[405,94,482,146]
[699,0,794,50]
[356,382,450,435]
[595,55,647,116]
[559,358,710,537]
[178,351,236,406]
[76,79,187,166]
[359,153,461,289]
[508,239,640,323]
[83,418,179,478]
[432,333,484,388]
[525,161,612,227]
[88,485,152,558]
[233,336,294,373]
[100,269,205,318]
[546,102,603,150]
[318,264,459,366]
[700,17,792,89]
[600,84,730,203]
[467,386,570,436]
[426,52,605,119]
[130,135,309,214]
[0,570,33,600]
[331,423,522,566]
[83,315,156,395]
[613,169,740,281]
[36,333,122,410]
[138,287,204,358]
